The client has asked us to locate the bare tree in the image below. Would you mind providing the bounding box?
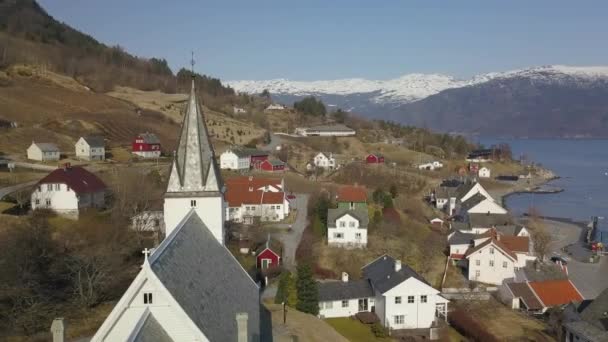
[109,168,161,232]
[66,253,110,307]
[527,207,552,261]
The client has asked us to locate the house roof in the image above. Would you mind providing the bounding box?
[362,255,429,294]
[138,133,160,144]
[460,193,488,212]
[465,238,517,261]
[256,237,282,256]
[563,320,608,342]
[435,187,457,199]
[337,186,367,202]
[468,213,511,228]
[306,124,354,132]
[82,136,105,148]
[499,235,530,253]
[225,176,282,190]
[317,279,374,301]
[579,287,608,331]
[37,166,106,194]
[327,208,369,229]
[517,261,568,282]
[448,231,477,245]
[149,211,260,342]
[132,313,172,342]
[32,142,59,152]
[495,224,525,236]
[528,280,584,307]
[367,153,384,158]
[229,147,268,158]
[506,282,543,311]
[455,182,476,200]
[264,159,285,167]
[225,188,285,207]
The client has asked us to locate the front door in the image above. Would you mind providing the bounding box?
[358,298,368,312]
[262,259,270,269]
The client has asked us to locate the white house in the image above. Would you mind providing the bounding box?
[418,161,444,171]
[434,187,457,214]
[31,164,106,217]
[318,255,448,331]
[91,211,261,342]
[75,136,105,161]
[465,234,535,285]
[295,124,356,137]
[327,207,368,248]
[478,167,491,178]
[233,106,247,114]
[265,103,285,111]
[220,147,268,170]
[27,142,60,161]
[459,193,507,215]
[312,152,336,170]
[224,176,289,224]
[456,182,494,203]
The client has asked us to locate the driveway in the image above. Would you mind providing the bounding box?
[270,193,309,271]
[0,180,37,200]
[544,219,608,299]
[261,133,284,152]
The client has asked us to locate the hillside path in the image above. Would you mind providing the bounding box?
[272,193,309,271]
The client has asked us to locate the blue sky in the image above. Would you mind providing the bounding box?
[38,0,607,81]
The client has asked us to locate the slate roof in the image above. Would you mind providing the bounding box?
[448,230,476,245]
[230,147,268,158]
[435,186,457,199]
[517,261,568,282]
[37,166,106,194]
[506,282,543,311]
[149,211,260,342]
[468,213,511,228]
[33,142,59,152]
[362,255,429,293]
[138,133,160,144]
[460,193,488,212]
[562,288,608,341]
[132,313,172,342]
[82,136,105,148]
[455,182,476,200]
[580,287,608,332]
[495,224,525,236]
[317,279,374,301]
[327,207,369,229]
[265,159,285,167]
[564,320,608,342]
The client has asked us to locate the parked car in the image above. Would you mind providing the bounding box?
[550,256,568,265]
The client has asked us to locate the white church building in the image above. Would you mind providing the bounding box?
[92,75,262,341]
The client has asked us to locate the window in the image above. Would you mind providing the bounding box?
[490,247,495,254]
[143,292,153,304]
[45,199,51,206]
[55,184,60,191]
[190,200,197,207]
[47,184,53,191]
[394,315,404,325]
[66,185,71,191]
[475,260,481,266]
[334,233,344,239]
[349,202,354,210]
[502,261,508,268]
[407,296,414,303]
[395,296,402,304]
[489,260,494,267]
[341,300,349,308]
[325,301,333,309]
[355,233,362,239]
[421,295,427,303]
[339,221,346,228]
[348,221,355,228]
[475,270,481,278]
[35,199,40,205]
[270,205,275,209]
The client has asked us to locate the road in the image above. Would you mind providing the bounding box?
[270,193,309,271]
[0,180,37,200]
[261,133,284,152]
[545,219,608,299]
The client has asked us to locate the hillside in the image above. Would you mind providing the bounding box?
[230,65,608,138]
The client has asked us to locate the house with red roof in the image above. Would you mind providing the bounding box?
[31,164,106,218]
[365,153,385,164]
[132,133,161,158]
[256,237,281,270]
[224,176,290,224]
[337,185,367,210]
[259,159,286,172]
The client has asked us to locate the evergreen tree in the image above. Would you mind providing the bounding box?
[295,264,319,315]
[389,184,398,199]
[275,271,290,304]
[293,96,326,116]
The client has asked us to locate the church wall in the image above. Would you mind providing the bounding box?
[164,196,225,243]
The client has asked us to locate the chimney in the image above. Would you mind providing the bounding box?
[50,318,65,342]
[248,176,253,181]
[394,259,402,272]
[236,312,248,342]
[341,272,349,282]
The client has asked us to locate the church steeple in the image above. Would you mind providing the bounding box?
[166,68,222,194]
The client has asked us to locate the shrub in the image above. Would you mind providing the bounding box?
[371,322,389,338]
[295,264,319,315]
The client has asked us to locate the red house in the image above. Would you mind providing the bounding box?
[365,153,385,164]
[132,133,161,158]
[256,239,281,269]
[250,151,270,169]
[260,159,286,172]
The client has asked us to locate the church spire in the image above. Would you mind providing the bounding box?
[165,59,221,194]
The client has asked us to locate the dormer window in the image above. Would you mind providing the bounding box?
[143,292,153,304]
[349,202,354,209]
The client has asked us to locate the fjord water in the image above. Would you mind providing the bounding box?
[481,139,608,221]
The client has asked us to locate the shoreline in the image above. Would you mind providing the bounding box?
[490,171,559,210]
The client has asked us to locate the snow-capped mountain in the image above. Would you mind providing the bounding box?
[227,65,608,105]
[228,65,608,138]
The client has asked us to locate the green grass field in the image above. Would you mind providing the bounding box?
[325,317,390,342]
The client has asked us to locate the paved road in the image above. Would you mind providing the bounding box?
[0,180,37,200]
[261,133,284,152]
[271,193,309,271]
[545,219,608,299]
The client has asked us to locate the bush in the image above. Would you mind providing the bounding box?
[449,307,499,342]
[295,264,319,315]
[371,322,389,338]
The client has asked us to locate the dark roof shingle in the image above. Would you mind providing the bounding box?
[362,255,429,293]
[317,279,374,301]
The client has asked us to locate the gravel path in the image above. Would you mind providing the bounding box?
[271,194,309,271]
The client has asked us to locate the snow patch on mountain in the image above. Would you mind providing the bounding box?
[227,65,608,104]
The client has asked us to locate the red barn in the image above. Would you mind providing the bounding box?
[260,159,286,172]
[365,153,385,164]
[250,152,270,169]
[132,133,161,158]
[256,239,281,269]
